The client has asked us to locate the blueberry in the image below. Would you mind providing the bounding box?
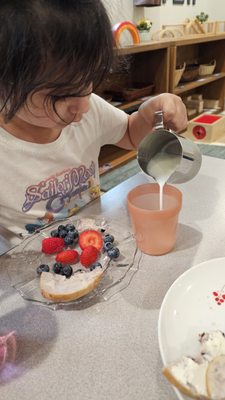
[53,262,63,274]
[67,230,79,240]
[104,241,114,251]
[107,247,120,259]
[64,235,74,246]
[103,234,114,243]
[58,229,68,238]
[50,229,59,238]
[90,262,102,271]
[61,265,73,278]
[57,224,66,231]
[36,264,50,275]
[65,223,76,232]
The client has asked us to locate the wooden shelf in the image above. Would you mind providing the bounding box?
[98,33,225,175]
[99,145,137,175]
[172,33,225,46]
[117,99,144,113]
[174,72,225,95]
[116,40,174,55]
[116,95,157,114]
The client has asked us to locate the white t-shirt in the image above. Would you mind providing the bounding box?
[0,94,128,236]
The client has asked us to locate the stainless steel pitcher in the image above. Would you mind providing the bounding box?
[137,110,202,184]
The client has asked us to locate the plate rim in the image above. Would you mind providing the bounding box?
[158,256,225,400]
[158,256,225,365]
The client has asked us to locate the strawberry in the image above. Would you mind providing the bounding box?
[55,249,79,264]
[78,229,103,251]
[42,237,65,254]
[80,245,99,268]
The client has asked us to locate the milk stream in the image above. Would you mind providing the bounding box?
[146,153,180,209]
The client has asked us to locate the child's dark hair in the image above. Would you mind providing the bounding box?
[0,0,114,121]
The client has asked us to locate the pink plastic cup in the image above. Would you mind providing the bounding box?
[127,183,182,255]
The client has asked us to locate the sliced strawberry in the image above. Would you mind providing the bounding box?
[78,229,103,251]
[55,249,79,265]
[42,237,65,254]
[80,245,99,268]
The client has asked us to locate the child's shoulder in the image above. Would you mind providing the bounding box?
[90,92,108,107]
[90,93,126,117]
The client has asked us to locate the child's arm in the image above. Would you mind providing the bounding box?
[116,93,188,150]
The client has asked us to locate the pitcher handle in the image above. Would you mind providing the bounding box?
[154,111,164,130]
[154,111,177,135]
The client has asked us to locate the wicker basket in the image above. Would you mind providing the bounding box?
[174,62,186,87]
[199,59,216,76]
[181,64,199,83]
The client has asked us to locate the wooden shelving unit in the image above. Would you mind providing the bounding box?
[99,145,137,176]
[98,33,225,175]
[169,34,225,108]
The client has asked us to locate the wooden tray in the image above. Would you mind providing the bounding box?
[105,83,154,102]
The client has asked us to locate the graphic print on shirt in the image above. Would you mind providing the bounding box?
[22,162,101,233]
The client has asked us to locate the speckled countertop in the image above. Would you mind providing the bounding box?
[0,155,225,400]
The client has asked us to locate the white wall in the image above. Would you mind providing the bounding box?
[103,0,225,41]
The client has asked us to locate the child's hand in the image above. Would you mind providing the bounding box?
[117,93,188,150]
[139,93,188,133]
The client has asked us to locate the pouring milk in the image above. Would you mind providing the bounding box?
[146,152,180,210]
[137,111,202,209]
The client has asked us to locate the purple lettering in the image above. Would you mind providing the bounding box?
[23,162,97,213]
[23,186,42,212]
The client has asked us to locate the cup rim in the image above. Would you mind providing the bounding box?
[127,183,182,216]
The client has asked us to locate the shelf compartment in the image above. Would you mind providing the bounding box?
[174,72,225,94]
[99,145,137,175]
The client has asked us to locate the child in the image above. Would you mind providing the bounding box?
[0,0,187,240]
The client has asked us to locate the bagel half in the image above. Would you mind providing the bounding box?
[40,268,103,302]
[162,330,225,399]
[206,355,225,400]
[163,356,209,399]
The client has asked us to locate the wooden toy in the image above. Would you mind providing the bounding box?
[152,19,225,41]
[112,21,140,46]
[185,18,206,34]
[185,113,225,143]
[183,95,204,113]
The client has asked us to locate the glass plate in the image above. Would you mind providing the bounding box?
[3,216,139,310]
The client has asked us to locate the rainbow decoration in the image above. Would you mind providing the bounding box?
[112,21,140,46]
